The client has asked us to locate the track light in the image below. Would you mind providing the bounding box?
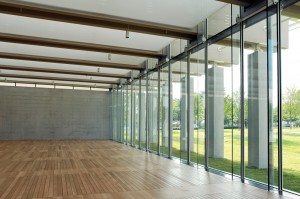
[126,30,129,39]
[97,68,101,73]
[108,53,111,60]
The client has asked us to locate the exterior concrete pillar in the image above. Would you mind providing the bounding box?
[248,51,268,169]
[149,91,158,144]
[162,84,168,147]
[180,77,194,152]
[208,66,224,158]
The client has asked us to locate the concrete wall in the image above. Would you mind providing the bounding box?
[0,86,111,140]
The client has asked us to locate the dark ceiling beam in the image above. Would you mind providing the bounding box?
[0,0,197,40]
[282,4,300,19]
[0,65,128,79]
[0,79,111,89]
[217,0,255,7]
[0,33,162,58]
[0,52,143,70]
[0,73,118,84]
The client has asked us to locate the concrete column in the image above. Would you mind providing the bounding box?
[149,91,158,144]
[180,77,194,152]
[208,66,224,158]
[248,51,268,169]
[162,84,168,147]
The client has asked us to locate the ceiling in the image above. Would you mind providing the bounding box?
[0,0,226,90]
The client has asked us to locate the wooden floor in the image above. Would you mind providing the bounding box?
[0,140,296,199]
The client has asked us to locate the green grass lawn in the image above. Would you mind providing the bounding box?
[145,128,300,193]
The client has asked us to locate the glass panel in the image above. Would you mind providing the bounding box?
[207,4,232,38]
[244,18,268,183]
[133,81,140,147]
[232,32,241,176]
[140,78,147,149]
[207,37,233,173]
[127,85,132,145]
[160,65,169,156]
[149,72,159,152]
[281,0,300,193]
[267,8,279,189]
[123,86,127,143]
[112,90,117,141]
[190,49,206,165]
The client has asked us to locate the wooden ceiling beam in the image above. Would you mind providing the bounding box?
[0,79,111,89]
[0,33,162,58]
[0,52,143,70]
[0,65,128,79]
[0,73,118,85]
[0,0,197,40]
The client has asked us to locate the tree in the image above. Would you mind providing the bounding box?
[282,86,300,126]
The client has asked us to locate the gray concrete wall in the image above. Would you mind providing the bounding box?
[0,86,111,140]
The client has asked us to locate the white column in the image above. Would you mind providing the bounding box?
[208,66,224,158]
[248,51,268,169]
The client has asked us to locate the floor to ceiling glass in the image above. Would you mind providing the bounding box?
[123,85,128,143]
[160,65,169,156]
[243,17,268,184]
[207,37,234,173]
[140,77,147,149]
[148,72,159,153]
[281,0,300,193]
[190,49,206,165]
[110,0,300,195]
[127,85,132,145]
[133,80,140,147]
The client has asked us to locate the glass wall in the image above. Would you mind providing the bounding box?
[133,80,140,147]
[140,77,147,149]
[243,17,268,183]
[282,0,300,193]
[123,85,128,143]
[149,72,159,153]
[160,65,169,156]
[190,49,206,165]
[111,0,300,195]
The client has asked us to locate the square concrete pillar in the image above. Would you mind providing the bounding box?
[248,51,268,169]
[180,77,194,152]
[149,92,158,144]
[208,66,224,158]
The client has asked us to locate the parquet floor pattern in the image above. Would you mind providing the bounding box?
[0,140,296,199]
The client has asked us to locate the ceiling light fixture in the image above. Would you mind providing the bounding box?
[108,53,111,60]
[97,68,101,73]
[126,30,129,39]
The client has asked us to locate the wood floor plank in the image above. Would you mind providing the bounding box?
[0,140,293,199]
